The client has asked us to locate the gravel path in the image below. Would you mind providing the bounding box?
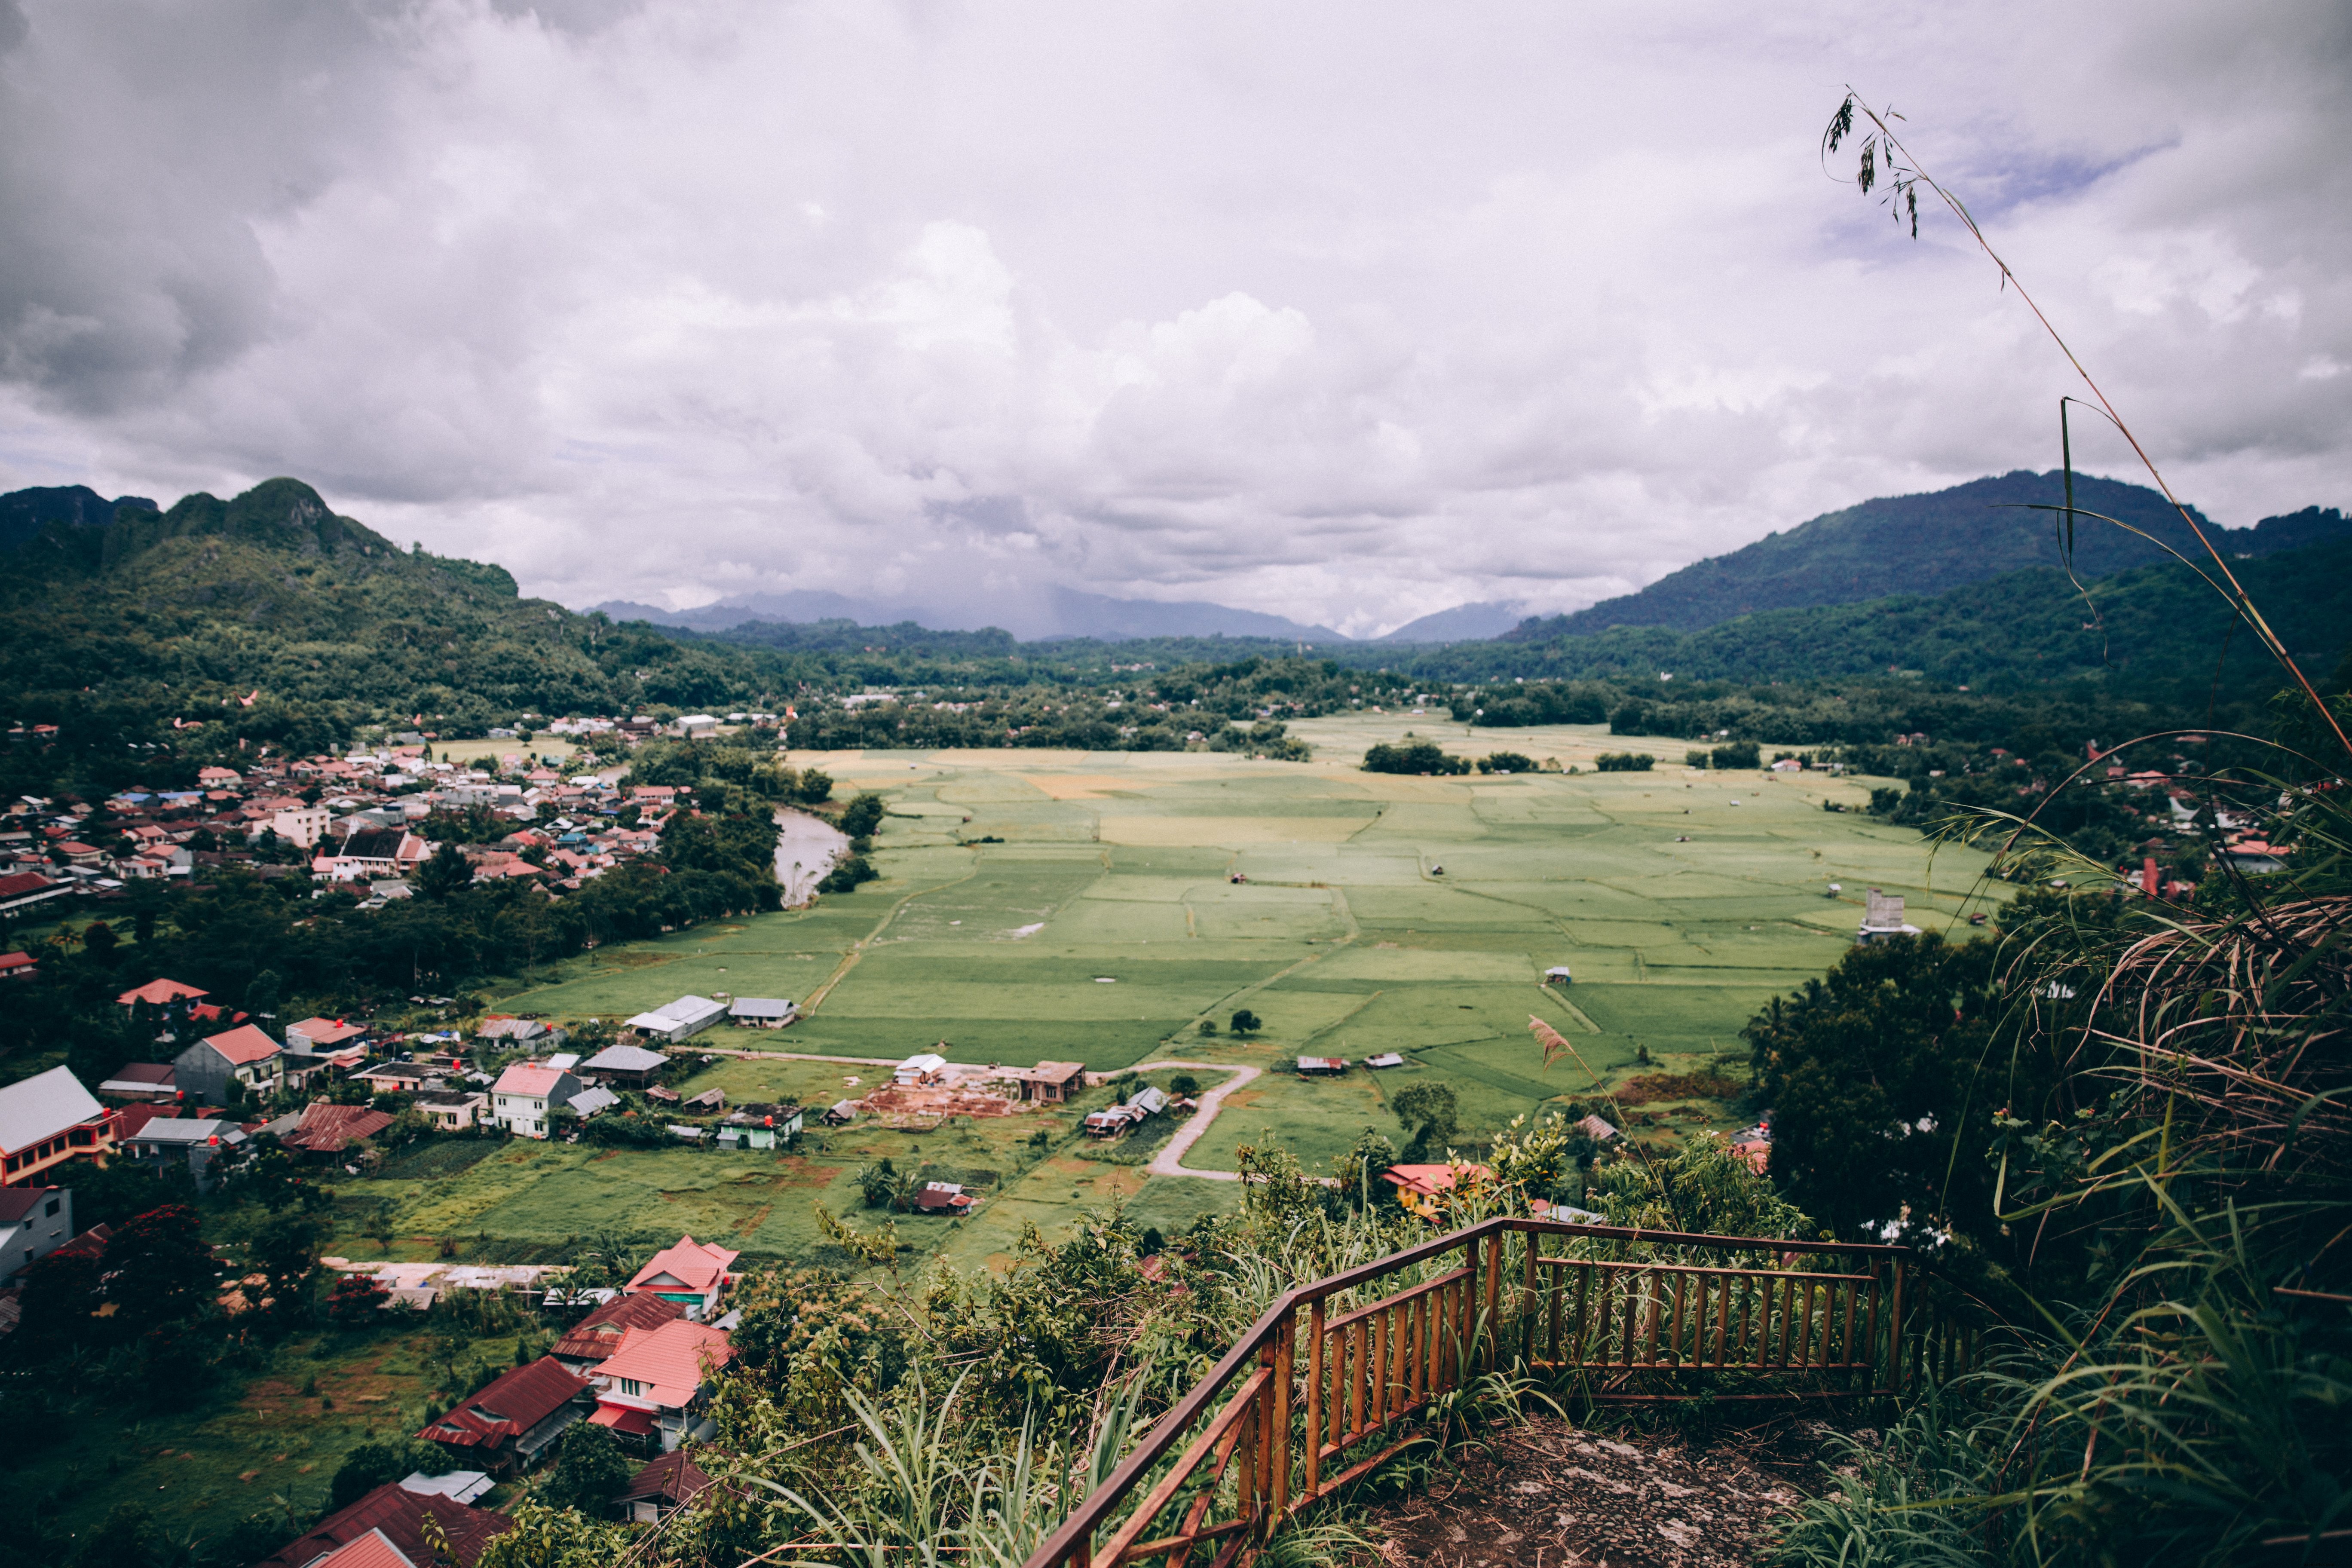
[1130,1059,1261,1179]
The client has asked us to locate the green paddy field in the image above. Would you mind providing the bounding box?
[410,713,2000,1273]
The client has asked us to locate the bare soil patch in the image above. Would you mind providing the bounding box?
[1362,1414,1851,1568]
[862,1084,1017,1118]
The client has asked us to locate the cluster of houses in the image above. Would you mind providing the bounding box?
[0,977,821,1221]
[238,1235,747,1568]
[0,730,706,939]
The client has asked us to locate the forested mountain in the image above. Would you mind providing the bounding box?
[1409,533,2352,698]
[1506,471,2349,639]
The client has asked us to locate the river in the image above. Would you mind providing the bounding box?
[773,806,851,906]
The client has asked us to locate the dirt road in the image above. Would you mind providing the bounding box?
[1130,1059,1260,1180]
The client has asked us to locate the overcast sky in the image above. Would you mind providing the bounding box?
[1,1,2345,635]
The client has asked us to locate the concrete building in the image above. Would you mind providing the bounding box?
[0,1185,71,1282]
[116,1116,248,1191]
[491,1064,582,1139]
[172,1023,285,1103]
[623,995,727,1043]
[0,1066,116,1188]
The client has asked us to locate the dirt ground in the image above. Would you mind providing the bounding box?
[1361,1413,1856,1568]
[860,1083,1019,1117]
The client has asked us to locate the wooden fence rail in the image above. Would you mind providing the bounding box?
[1024,1216,1981,1568]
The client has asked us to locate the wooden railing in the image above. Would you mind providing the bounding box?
[1025,1216,1980,1568]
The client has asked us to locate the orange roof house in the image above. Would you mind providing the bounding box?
[172,1023,284,1104]
[552,1291,689,1372]
[590,1319,735,1451]
[118,977,208,1009]
[1381,1162,1495,1220]
[624,1236,739,1318]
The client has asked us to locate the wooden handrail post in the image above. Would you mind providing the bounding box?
[1482,1230,1502,1372]
[1303,1298,1325,1499]
[1521,1226,1538,1365]
[1269,1310,1294,1533]
[1887,1259,1907,1396]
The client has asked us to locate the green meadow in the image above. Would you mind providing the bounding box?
[433,714,2000,1271]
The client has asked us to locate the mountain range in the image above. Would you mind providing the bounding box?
[593,585,1352,644]
[1504,471,2349,641]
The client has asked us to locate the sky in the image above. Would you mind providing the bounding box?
[0,1,2346,637]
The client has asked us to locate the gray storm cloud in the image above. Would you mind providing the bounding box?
[0,0,2346,635]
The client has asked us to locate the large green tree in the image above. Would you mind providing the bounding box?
[1743,932,2022,1243]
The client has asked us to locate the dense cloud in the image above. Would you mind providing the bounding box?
[0,0,2346,634]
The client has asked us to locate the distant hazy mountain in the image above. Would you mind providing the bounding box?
[592,583,1351,643]
[1507,472,2352,641]
[1378,601,1532,642]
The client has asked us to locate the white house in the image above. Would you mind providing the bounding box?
[894,1052,947,1087]
[625,996,728,1044]
[492,1063,584,1139]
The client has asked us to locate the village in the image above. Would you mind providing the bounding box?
[0,711,789,922]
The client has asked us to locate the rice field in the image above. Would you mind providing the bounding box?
[455,715,2000,1270]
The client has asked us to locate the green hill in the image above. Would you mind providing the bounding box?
[1507,471,2348,639]
[0,478,778,786]
[1430,535,2352,704]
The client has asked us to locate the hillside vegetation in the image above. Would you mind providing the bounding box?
[1507,469,2347,638]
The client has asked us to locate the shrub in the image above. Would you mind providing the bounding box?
[1474,752,1535,774]
[1362,741,1467,775]
[1594,752,1655,772]
[818,854,877,893]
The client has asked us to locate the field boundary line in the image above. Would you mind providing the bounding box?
[1175,930,1360,1040]
[800,864,983,1016]
[1540,983,1602,1034]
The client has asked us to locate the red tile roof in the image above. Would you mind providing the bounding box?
[113,1104,172,1139]
[626,1235,738,1298]
[254,1485,511,1568]
[288,1017,371,1047]
[492,1063,567,1097]
[588,1403,658,1436]
[553,1291,686,1363]
[0,951,35,974]
[117,977,208,1007]
[200,1023,282,1065]
[420,1357,588,1450]
[597,1319,735,1407]
[619,1449,714,1506]
[52,1222,114,1262]
[314,1529,416,1568]
[284,1103,396,1152]
[1381,1163,1494,1197]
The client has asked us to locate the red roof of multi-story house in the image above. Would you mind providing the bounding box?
[117,977,208,1008]
[200,1023,282,1065]
[492,1063,568,1098]
[253,1484,512,1568]
[310,1529,416,1568]
[594,1319,735,1408]
[419,1357,589,1452]
[552,1291,687,1366]
[286,1017,371,1048]
[625,1236,739,1300]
